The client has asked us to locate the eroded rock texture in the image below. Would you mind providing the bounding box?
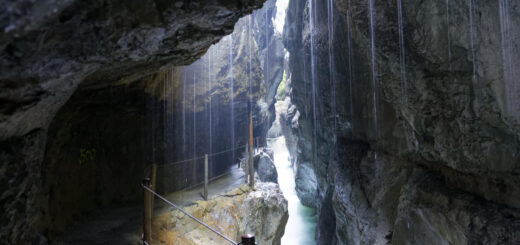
[0,0,267,243]
[284,0,520,244]
[152,183,288,245]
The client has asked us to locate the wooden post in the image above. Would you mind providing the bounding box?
[245,142,250,184]
[142,178,152,244]
[248,111,254,188]
[150,164,157,208]
[204,154,208,200]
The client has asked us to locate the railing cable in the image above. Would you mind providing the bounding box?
[161,140,260,167]
[141,184,238,245]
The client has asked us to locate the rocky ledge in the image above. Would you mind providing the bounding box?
[152,183,288,245]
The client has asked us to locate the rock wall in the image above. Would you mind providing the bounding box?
[0,1,267,243]
[152,183,288,245]
[252,0,286,109]
[149,7,284,194]
[284,0,520,244]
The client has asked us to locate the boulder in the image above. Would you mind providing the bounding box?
[254,150,278,183]
[152,183,288,245]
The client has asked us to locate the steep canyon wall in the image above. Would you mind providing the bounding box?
[284,0,520,244]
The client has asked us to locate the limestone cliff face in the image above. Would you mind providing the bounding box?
[253,0,286,109]
[152,183,288,245]
[284,0,520,244]
[0,1,268,243]
[148,14,276,194]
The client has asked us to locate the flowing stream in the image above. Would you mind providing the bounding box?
[269,136,317,245]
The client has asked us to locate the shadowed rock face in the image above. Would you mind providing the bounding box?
[0,0,268,243]
[284,0,520,244]
[0,0,266,140]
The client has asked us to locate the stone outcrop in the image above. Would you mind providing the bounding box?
[0,1,268,243]
[254,150,278,183]
[253,0,286,109]
[284,0,520,244]
[152,183,288,245]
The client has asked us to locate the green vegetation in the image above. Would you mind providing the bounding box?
[79,148,96,164]
[276,70,287,101]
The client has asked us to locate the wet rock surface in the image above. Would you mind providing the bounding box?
[254,149,278,183]
[152,183,288,245]
[284,0,520,244]
[149,13,276,194]
[295,162,317,208]
[0,1,268,243]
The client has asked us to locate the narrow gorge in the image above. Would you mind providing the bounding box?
[1,0,519,244]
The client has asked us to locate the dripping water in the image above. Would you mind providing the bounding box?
[182,70,187,156]
[249,15,254,116]
[303,44,309,97]
[309,0,318,167]
[171,70,176,159]
[193,71,197,182]
[397,0,407,104]
[468,0,477,83]
[369,0,379,139]
[164,69,175,165]
[327,0,337,132]
[446,0,452,73]
[207,50,213,173]
[229,36,236,165]
[163,71,167,162]
[499,0,518,119]
[265,7,270,86]
[369,0,379,162]
[346,7,355,133]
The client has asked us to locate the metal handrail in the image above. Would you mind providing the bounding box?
[141,184,239,245]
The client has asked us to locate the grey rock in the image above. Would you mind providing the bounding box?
[0,0,268,243]
[284,0,520,244]
[254,150,278,183]
[295,162,318,208]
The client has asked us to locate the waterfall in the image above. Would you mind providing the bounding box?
[346,9,355,133]
[499,0,518,119]
[309,0,318,167]
[397,0,407,105]
[369,0,379,139]
[229,36,236,164]
[327,0,337,132]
